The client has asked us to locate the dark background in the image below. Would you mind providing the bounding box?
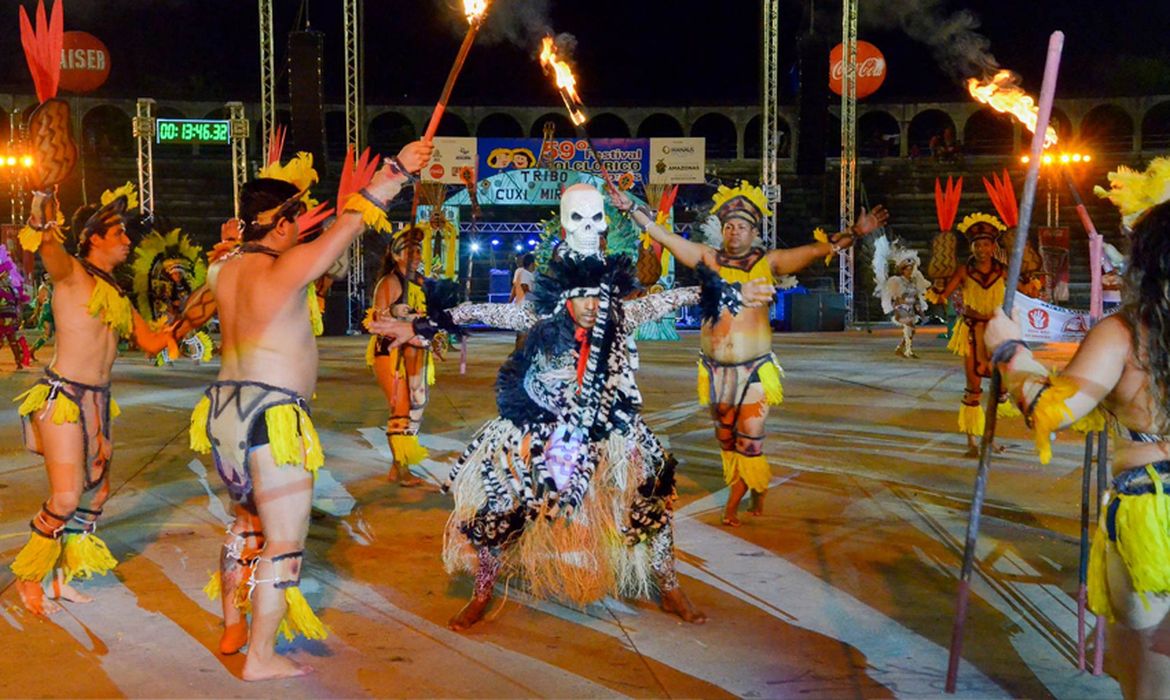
[1,0,1167,106]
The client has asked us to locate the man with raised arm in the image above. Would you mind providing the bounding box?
[187,140,431,680]
[11,190,174,616]
[612,182,887,526]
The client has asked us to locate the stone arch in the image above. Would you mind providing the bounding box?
[963,109,1014,155]
[81,104,133,156]
[690,112,737,159]
[1050,107,1074,143]
[907,109,956,155]
[433,112,470,137]
[858,110,899,157]
[529,112,576,138]
[1080,104,1134,152]
[636,112,684,138]
[1141,101,1170,151]
[476,112,523,138]
[585,112,630,138]
[368,112,417,155]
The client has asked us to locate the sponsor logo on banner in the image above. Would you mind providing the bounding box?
[478,138,649,184]
[649,137,706,184]
[1015,294,1111,343]
[421,137,477,184]
[59,31,110,93]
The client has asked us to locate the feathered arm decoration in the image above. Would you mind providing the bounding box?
[18,0,63,104]
[695,262,744,324]
[412,278,466,340]
[871,235,891,295]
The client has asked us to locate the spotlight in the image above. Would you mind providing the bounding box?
[490,239,500,247]
[1060,153,1071,164]
[20,155,33,168]
[1020,155,1030,164]
[527,239,537,246]
[514,244,522,252]
[5,156,15,166]
[470,242,481,253]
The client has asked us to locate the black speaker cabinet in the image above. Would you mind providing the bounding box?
[288,30,327,170]
[789,292,847,332]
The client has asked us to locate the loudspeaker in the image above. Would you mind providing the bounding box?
[288,30,327,170]
[794,33,829,176]
[789,293,847,332]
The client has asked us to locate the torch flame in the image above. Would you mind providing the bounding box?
[967,70,1057,148]
[463,0,489,23]
[540,36,587,125]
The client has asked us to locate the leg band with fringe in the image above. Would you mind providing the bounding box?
[958,394,986,437]
[60,507,117,582]
[387,432,429,467]
[11,504,70,582]
[248,550,328,641]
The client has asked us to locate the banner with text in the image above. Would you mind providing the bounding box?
[421,137,478,184]
[1015,294,1109,343]
[476,137,705,186]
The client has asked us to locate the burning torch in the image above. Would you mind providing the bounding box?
[538,35,622,197]
[423,0,491,142]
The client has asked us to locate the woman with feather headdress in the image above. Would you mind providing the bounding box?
[872,236,929,358]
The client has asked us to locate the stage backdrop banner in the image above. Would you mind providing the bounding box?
[1016,293,1106,343]
[422,137,478,184]
[479,137,650,185]
[649,137,706,184]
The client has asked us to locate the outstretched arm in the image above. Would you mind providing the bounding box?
[450,301,538,331]
[131,309,180,356]
[28,191,77,284]
[170,284,217,340]
[768,205,889,276]
[609,190,716,269]
[270,141,432,293]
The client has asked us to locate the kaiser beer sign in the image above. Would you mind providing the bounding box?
[830,40,886,99]
[59,31,110,93]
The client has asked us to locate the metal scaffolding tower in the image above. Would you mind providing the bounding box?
[228,102,249,217]
[258,0,276,158]
[343,0,366,334]
[838,0,859,325]
[760,0,781,248]
[133,98,156,219]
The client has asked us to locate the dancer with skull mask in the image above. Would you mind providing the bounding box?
[612,182,888,526]
[371,183,772,630]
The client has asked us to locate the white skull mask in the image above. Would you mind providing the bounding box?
[561,184,606,256]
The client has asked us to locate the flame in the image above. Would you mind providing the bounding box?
[967,70,1057,148]
[463,0,488,23]
[540,36,587,125]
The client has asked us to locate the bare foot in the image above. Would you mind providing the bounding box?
[448,595,492,631]
[964,444,979,458]
[661,587,707,624]
[16,579,60,615]
[219,620,249,655]
[242,653,313,681]
[992,443,1007,454]
[748,491,766,517]
[51,574,93,604]
[721,515,741,528]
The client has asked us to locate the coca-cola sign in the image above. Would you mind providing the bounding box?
[829,41,886,99]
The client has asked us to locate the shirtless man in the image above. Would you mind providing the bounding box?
[187,140,431,680]
[613,183,887,525]
[10,192,173,615]
[986,197,1170,699]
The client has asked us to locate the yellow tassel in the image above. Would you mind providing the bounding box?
[265,404,324,474]
[757,359,784,405]
[19,225,42,253]
[720,450,771,492]
[813,227,833,264]
[1087,512,1112,621]
[997,398,1022,419]
[51,393,80,424]
[696,361,710,406]
[60,533,118,582]
[204,571,222,601]
[958,402,985,437]
[14,383,51,416]
[10,532,62,582]
[343,192,392,233]
[406,282,428,313]
[946,320,970,357]
[100,181,139,210]
[365,335,377,368]
[110,397,121,419]
[388,433,429,466]
[307,283,323,337]
[189,396,212,453]
[1071,408,1107,434]
[195,331,214,362]
[1108,469,1170,612]
[277,586,328,641]
[86,277,134,338]
[1031,376,1079,465]
[426,352,436,386]
[959,277,1006,316]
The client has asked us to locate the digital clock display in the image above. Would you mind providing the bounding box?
[155,119,231,145]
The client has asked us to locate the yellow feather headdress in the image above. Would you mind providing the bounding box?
[710,181,772,227]
[956,212,1006,242]
[100,182,139,210]
[258,151,320,209]
[1093,157,1170,228]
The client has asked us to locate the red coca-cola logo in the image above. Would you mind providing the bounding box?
[1027,308,1050,330]
[829,41,886,99]
[429,164,445,180]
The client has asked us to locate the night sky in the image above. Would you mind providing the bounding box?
[0,0,1168,106]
